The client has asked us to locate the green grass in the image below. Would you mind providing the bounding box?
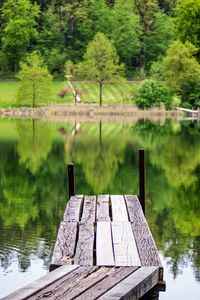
[0,80,139,108]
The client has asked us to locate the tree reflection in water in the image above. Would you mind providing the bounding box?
[0,118,199,284]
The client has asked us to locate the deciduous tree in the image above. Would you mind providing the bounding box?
[77,32,124,106]
[175,0,200,51]
[1,0,40,71]
[162,41,200,104]
[17,52,52,107]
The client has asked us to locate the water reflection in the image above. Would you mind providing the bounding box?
[0,118,199,298]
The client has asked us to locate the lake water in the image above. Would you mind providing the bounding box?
[0,118,199,299]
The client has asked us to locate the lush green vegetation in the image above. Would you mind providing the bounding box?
[0,80,137,108]
[135,79,173,109]
[17,52,52,107]
[0,0,199,108]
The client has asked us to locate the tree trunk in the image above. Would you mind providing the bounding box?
[99,81,103,107]
[33,81,36,108]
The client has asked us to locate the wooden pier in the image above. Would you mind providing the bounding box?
[3,150,165,300]
[176,106,200,118]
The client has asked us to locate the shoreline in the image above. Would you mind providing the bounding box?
[0,104,184,122]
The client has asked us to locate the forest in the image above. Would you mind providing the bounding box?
[0,0,200,108]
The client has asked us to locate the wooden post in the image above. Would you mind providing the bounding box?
[68,163,75,200]
[139,149,145,215]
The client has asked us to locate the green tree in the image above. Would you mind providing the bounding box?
[162,40,200,104]
[133,0,159,69]
[1,0,39,71]
[91,1,142,72]
[135,79,173,109]
[17,52,52,107]
[77,32,124,106]
[174,0,200,51]
[144,12,174,68]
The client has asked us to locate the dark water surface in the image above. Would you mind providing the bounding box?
[0,119,199,299]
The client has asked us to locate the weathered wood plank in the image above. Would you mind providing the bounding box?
[98,266,159,300]
[74,223,95,265]
[56,267,116,300]
[2,265,79,300]
[125,195,162,270]
[112,222,141,266]
[28,266,98,300]
[81,195,96,223]
[97,195,110,221]
[63,195,83,222]
[96,222,114,266]
[51,221,77,266]
[77,267,138,300]
[110,195,129,221]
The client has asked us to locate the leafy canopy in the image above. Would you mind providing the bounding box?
[1,0,39,68]
[162,40,200,102]
[78,32,124,82]
[175,0,200,50]
[77,32,124,106]
[17,52,52,107]
[135,79,173,109]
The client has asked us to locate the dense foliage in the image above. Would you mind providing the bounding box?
[161,41,200,107]
[0,0,177,75]
[17,52,52,107]
[76,32,124,106]
[135,79,173,109]
[0,0,200,108]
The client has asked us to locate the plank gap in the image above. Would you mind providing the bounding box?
[78,195,85,222]
[109,195,113,222]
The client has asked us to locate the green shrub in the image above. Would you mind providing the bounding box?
[188,83,200,108]
[135,79,173,109]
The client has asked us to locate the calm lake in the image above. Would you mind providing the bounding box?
[0,118,199,299]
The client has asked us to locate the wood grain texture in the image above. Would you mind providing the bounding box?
[58,267,116,300]
[125,195,162,270]
[97,195,110,221]
[51,221,77,265]
[63,195,83,222]
[98,266,159,300]
[110,195,129,221]
[29,266,98,300]
[2,265,79,300]
[96,222,114,266]
[81,195,96,223]
[112,222,141,266]
[77,267,138,300]
[74,223,95,265]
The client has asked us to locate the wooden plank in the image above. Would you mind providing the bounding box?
[112,222,141,266]
[51,221,77,266]
[81,195,96,223]
[98,266,159,300]
[28,266,99,300]
[74,222,94,265]
[53,267,116,300]
[96,222,114,266]
[2,265,79,300]
[125,195,162,270]
[110,195,129,221]
[63,195,83,222]
[77,267,139,300]
[97,195,110,221]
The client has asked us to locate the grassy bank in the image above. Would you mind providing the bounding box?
[0,80,138,108]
